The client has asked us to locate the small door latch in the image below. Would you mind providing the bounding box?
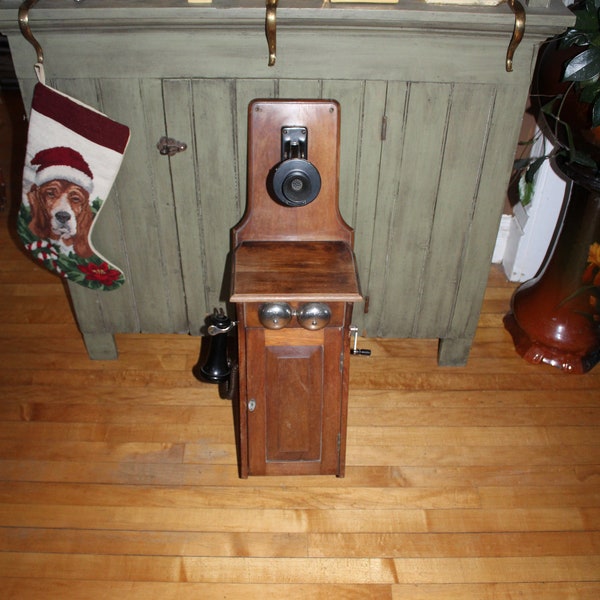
[157,136,187,156]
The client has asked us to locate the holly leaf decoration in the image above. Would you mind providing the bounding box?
[91,198,103,214]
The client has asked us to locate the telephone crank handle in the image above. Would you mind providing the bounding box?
[349,326,371,356]
[351,348,372,356]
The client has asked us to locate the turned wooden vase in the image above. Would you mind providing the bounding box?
[504,161,600,373]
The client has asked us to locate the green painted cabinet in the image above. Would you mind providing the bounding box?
[0,0,572,364]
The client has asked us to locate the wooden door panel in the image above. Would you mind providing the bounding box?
[265,345,323,463]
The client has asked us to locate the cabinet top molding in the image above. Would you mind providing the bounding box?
[0,0,573,37]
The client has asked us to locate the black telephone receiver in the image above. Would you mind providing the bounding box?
[195,308,237,399]
[270,126,321,207]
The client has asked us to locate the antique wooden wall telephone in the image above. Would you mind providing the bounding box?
[199,99,368,477]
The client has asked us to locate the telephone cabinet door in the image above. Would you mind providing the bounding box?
[244,327,344,476]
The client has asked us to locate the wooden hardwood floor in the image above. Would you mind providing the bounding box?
[1,88,599,599]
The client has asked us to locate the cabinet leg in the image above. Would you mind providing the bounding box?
[82,332,118,360]
[437,337,472,367]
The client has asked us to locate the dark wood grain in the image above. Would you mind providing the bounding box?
[231,241,362,302]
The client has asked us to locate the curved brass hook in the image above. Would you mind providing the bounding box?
[266,0,278,67]
[19,0,43,64]
[506,0,526,72]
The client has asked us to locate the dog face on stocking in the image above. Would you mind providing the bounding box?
[27,179,94,258]
[26,146,95,258]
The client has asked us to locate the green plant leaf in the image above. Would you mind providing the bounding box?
[579,77,600,102]
[593,96,600,127]
[571,147,599,169]
[573,0,600,33]
[564,47,600,82]
[540,96,562,116]
[518,174,535,207]
[560,29,590,48]
[565,122,577,163]
[517,136,537,147]
[513,157,534,171]
[525,155,548,183]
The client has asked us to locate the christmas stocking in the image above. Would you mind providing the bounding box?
[18,66,130,291]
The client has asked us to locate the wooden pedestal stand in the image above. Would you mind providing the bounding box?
[230,100,362,477]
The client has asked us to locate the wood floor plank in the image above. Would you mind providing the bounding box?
[0,579,392,600]
[0,528,308,557]
[346,406,600,427]
[308,531,600,558]
[0,505,423,534]
[0,402,232,424]
[0,421,235,443]
[0,459,595,488]
[0,386,227,406]
[348,425,600,446]
[4,399,598,428]
[3,387,599,409]
[2,504,593,534]
[2,362,599,391]
[348,389,600,408]
[1,421,599,447]
[1,553,599,584]
[0,440,185,463]
[390,582,600,600]
[0,481,481,510]
[346,444,600,467]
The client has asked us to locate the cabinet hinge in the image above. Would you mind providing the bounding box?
[363,295,370,314]
[381,116,387,141]
[339,352,344,373]
[337,433,341,454]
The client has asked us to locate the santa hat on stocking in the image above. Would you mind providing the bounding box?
[30,146,94,194]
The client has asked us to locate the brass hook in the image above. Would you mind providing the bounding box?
[506,0,526,72]
[18,0,43,64]
[266,0,278,67]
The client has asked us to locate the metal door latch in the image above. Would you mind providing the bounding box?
[157,136,187,156]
